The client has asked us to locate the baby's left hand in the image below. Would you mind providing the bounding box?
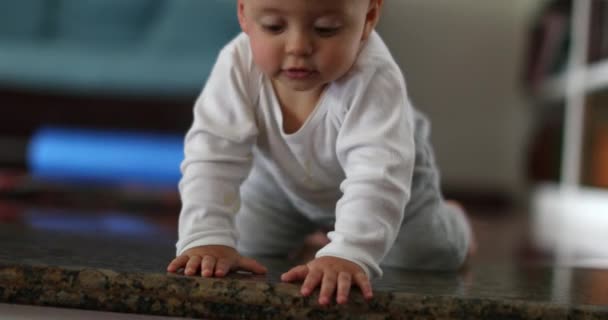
[281,256,373,305]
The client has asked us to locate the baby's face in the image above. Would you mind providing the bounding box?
[238,0,378,93]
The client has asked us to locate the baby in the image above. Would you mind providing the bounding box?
[167,0,473,306]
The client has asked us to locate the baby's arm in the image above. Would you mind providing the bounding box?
[282,68,415,304]
[170,35,261,275]
[167,245,266,277]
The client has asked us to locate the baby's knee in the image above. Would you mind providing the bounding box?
[382,204,472,270]
[429,202,472,268]
[406,236,468,270]
[425,238,468,270]
[382,238,468,271]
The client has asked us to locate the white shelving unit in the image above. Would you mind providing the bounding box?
[532,0,608,266]
[540,59,608,102]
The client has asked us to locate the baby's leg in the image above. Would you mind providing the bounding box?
[381,110,472,270]
[236,166,317,258]
[382,200,472,270]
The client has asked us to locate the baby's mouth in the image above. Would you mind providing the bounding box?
[283,68,315,79]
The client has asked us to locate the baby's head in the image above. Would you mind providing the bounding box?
[237,0,383,92]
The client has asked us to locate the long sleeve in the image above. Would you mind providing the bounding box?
[315,67,415,278]
[176,35,259,255]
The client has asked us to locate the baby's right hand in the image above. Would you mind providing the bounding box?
[166,245,267,278]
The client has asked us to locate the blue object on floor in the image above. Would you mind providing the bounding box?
[28,127,184,187]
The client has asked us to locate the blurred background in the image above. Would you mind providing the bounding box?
[0,0,607,268]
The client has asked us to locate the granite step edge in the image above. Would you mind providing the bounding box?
[0,263,607,320]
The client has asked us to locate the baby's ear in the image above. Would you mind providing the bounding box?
[361,0,383,41]
[237,0,249,33]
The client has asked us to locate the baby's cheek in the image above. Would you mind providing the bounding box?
[320,46,358,80]
[250,41,280,74]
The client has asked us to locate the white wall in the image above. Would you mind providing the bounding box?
[377,0,545,196]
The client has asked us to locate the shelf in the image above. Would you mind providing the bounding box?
[540,58,608,102]
[531,0,608,272]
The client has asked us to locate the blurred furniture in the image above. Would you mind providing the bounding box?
[0,0,238,97]
[0,0,239,143]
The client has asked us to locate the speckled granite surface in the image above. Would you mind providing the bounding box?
[1,219,607,319]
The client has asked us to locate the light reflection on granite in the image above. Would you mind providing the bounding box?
[1,224,607,319]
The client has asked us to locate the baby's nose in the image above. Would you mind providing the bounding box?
[286,31,313,56]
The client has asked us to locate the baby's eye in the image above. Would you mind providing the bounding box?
[262,24,285,34]
[314,26,340,37]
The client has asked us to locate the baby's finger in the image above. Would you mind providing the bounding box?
[201,255,217,277]
[319,272,337,306]
[185,255,202,276]
[214,258,232,277]
[353,272,373,300]
[281,265,308,282]
[237,257,268,274]
[301,269,322,296]
[336,272,352,305]
[167,255,189,273]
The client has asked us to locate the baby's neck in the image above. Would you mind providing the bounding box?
[271,80,327,134]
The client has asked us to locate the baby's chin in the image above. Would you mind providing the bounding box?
[272,74,328,92]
